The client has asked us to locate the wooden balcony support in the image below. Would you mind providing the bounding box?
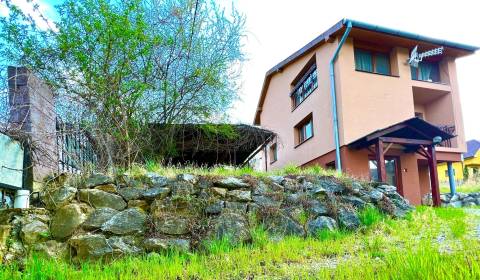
[427,145,441,207]
[375,138,387,183]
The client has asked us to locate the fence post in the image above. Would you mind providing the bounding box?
[7,66,58,191]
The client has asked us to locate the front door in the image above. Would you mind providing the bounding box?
[369,157,401,188]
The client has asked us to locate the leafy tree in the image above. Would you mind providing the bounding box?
[0,0,245,168]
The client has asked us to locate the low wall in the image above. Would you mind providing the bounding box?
[423,192,480,207]
[0,172,412,263]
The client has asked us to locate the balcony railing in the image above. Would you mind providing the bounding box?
[437,125,455,148]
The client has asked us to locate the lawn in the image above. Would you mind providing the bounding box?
[440,182,480,194]
[1,207,479,280]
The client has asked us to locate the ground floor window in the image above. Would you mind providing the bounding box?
[269,143,278,163]
[369,158,398,187]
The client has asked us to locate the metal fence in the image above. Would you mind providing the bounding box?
[56,118,97,173]
[438,125,456,148]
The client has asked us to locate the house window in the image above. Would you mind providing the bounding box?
[444,169,456,177]
[269,143,278,163]
[369,158,398,187]
[354,48,391,75]
[295,114,314,145]
[326,161,336,170]
[410,61,440,82]
[291,64,318,108]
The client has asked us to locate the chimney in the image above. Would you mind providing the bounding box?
[7,66,58,191]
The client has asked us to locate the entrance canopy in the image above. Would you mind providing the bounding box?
[349,117,455,151]
[349,117,456,207]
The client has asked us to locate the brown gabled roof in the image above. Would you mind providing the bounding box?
[253,19,479,125]
[253,19,345,125]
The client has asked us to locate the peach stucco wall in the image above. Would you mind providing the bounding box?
[334,39,466,152]
[335,40,415,146]
[260,39,339,170]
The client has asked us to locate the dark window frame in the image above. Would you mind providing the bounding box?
[367,155,403,192]
[269,143,278,164]
[294,114,314,147]
[354,47,391,75]
[290,60,318,110]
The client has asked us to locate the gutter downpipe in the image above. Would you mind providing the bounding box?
[329,20,352,172]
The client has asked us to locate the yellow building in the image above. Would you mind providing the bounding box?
[438,139,480,182]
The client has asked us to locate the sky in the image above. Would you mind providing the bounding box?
[3,0,480,140]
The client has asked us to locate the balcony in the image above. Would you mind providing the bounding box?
[410,60,451,93]
[437,125,455,148]
[412,80,451,95]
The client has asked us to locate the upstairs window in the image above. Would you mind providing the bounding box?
[354,48,391,75]
[291,63,318,108]
[410,61,440,82]
[295,114,314,145]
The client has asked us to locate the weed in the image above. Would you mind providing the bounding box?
[316,229,349,241]
[202,236,234,254]
[295,210,309,225]
[250,226,269,248]
[362,235,385,258]
[358,205,386,227]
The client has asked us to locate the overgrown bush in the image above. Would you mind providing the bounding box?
[0,0,245,168]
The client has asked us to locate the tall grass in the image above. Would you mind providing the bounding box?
[358,205,387,227]
[124,162,344,179]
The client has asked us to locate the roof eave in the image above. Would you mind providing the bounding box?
[345,18,480,53]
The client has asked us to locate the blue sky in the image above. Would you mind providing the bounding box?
[5,0,480,140]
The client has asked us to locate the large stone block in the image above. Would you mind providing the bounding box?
[69,234,112,261]
[79,189,126,210]
[83,208,119,230]
[43,186,77,210]
[101,208,146,235]
[51,204,87,240]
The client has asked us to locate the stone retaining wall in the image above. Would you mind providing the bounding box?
[0,172,412,263]
[423,192,480,207]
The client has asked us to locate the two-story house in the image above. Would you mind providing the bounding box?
[254,19,478,206]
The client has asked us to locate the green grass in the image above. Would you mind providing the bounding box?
[440,181,480,194]
[1,207,479,279]
[358,205,387,227]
